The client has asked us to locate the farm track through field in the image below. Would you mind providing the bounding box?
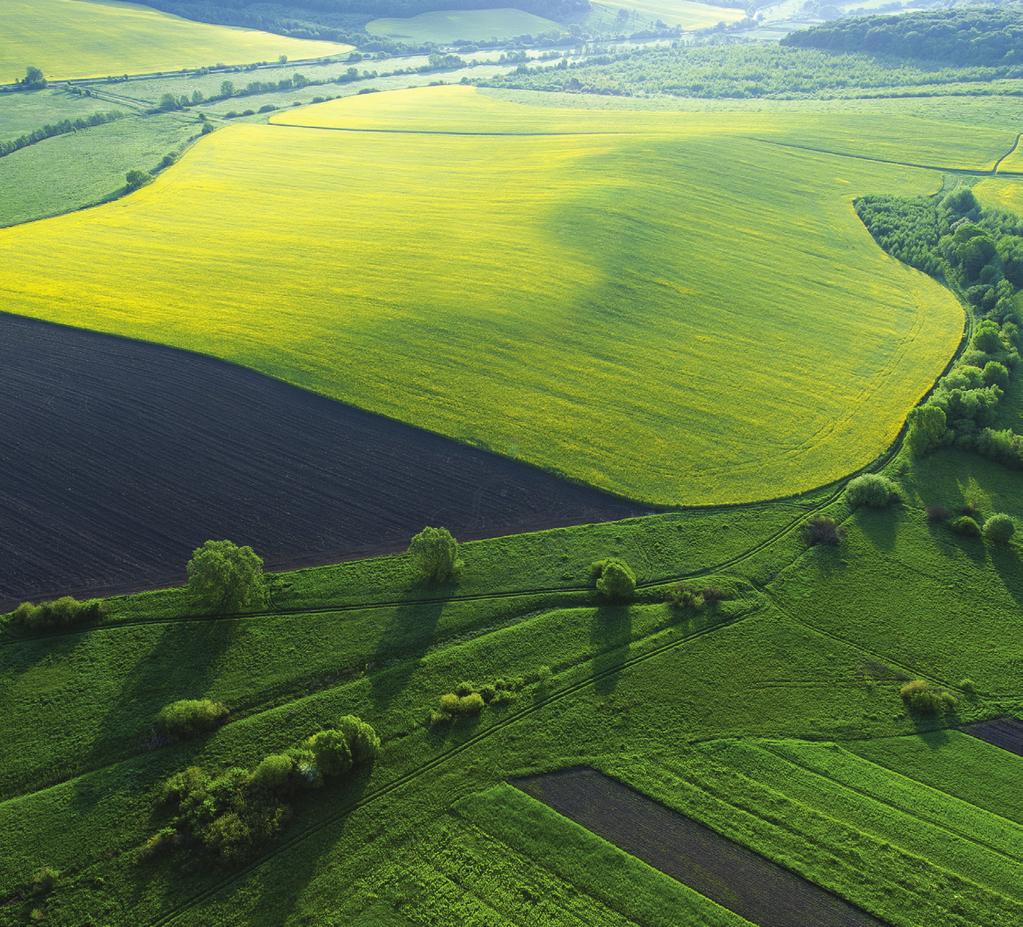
[993,133,1023,174]
[144,603,765,927]
[749,136,1023,177]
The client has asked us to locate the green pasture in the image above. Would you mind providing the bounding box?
[366,8,562,43]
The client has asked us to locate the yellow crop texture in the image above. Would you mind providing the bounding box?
[2,0,348,81]
[0,87,968,504]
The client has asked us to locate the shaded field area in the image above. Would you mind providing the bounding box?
[0,314,648,605]
[966,717,1023,757]
[515,767,885,927]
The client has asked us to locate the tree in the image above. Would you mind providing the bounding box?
[19,66,46,89]
[846,473,899,508]
[983,513,1016,544]
[186,539,267,613]
[592,557,636,602]
[220,80,235,98]
[408,526,463,583]
[906,403,947,456]
[158,92,180,111]
[305,729,352,778]
[125,169,153,191]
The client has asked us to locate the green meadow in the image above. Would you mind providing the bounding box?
[366,8,562,43]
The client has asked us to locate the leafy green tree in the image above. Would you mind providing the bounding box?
[592,557,636,602]
[125,169,153,191]
[305,729,352,777]
[20,66,46,88]
[906,403,947,456]
[186,539,267,613]
[408,526,463,583]
[846,473,899,508]
[220,79,235,98]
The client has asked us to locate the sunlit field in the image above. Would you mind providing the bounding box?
[366,7,561,42]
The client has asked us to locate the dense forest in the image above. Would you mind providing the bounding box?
[139,0,590,41]
[483,42,1023,99]
[782,7,1023,65]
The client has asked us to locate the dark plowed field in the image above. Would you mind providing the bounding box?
[0,314,650,605]
[965,717,1023,757]
[516,768,887,927]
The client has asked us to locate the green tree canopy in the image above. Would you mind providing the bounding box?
[408,526,463,583]
[186,539,267,613]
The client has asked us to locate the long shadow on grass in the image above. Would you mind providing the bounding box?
[856,506,900,553]
[368,588,448,710]
[589,604,632,696]
[991,543,1023,608]
[71,617,236,811]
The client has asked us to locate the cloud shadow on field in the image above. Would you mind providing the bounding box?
[589,604,632,696]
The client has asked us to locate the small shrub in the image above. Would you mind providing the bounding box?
[802,515,844,546]
[700,586,728,605]
[665,583,704,610]
[900,679,956,716]
[925,505,951,523]
[591,557,636,602]
[438,691,485,717]
[959,677,977,696]
[30,868,59,896]
[983,513,1016,544]
[846,473,899,508]
[949,515,982,537]
[156,699,228,739]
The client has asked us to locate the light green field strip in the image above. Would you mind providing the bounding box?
[0,86,966,504]
[595,0,745,28]
[366,7,561,43]
[2,0,349,82]
[975,176,1023,214]
[847,731,1023,825]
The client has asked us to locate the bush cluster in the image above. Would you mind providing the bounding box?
[802,515,845,546]
[846,474,899,509]
[431,678,520,726]
[664,583,727,610]
[949,514,982,537]
[900,679,957,716]
[156,699,229,739]
[11,596,107,632]
[153,715,378,865]
[591,557,636,602]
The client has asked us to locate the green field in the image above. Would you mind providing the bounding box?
[3,0,349,82]
[366,8,562,43]
[596,0,745,29]
[0,86,968,505]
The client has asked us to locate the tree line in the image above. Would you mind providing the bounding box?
[0,110,126,159]
[857,188,1023,470]
[782,8,1023,66]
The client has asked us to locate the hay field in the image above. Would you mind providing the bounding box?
[366,8,561,43]
[0,86,966,505]
[2,0,349,82]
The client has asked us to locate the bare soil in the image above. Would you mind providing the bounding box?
[0,314,649,606]
[516,767,887,927]
[965,717,1023,757]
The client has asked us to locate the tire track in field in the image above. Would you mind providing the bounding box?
[144,604,765,927]
[993,133,1023,175]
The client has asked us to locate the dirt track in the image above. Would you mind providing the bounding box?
[0,313,649,606]
[516,767,887,927]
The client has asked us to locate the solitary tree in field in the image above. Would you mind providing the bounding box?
[19,66,46,89]
[591,557,636,602]
[187,539,267,613]
[125,169,153,191]
[408,526,463,583]
[220,79,235,98]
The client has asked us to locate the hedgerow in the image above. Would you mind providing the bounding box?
[151,715,378,865]
[10,596,107,632]
[156,699,229,739]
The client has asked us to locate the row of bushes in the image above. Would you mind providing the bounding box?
[928,505,1017,543]
[0,109,125,159]
[10,596,107,632]
[430,678,523,726]
[149,715,379,865]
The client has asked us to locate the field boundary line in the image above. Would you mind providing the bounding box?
[759,743,1023,872]
[144,604,765,926]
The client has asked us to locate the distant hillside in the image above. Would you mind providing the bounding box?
[140,0,590,42]
[782,7,1023,66]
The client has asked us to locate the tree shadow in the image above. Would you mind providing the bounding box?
[589,604,632,696]
[856,506,900,553]
[71,616,236,811]
[990,543,1023,608]
[367,589,447,711]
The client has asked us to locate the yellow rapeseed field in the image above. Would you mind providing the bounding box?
[3,0,348,82]
[0,86,968,504]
